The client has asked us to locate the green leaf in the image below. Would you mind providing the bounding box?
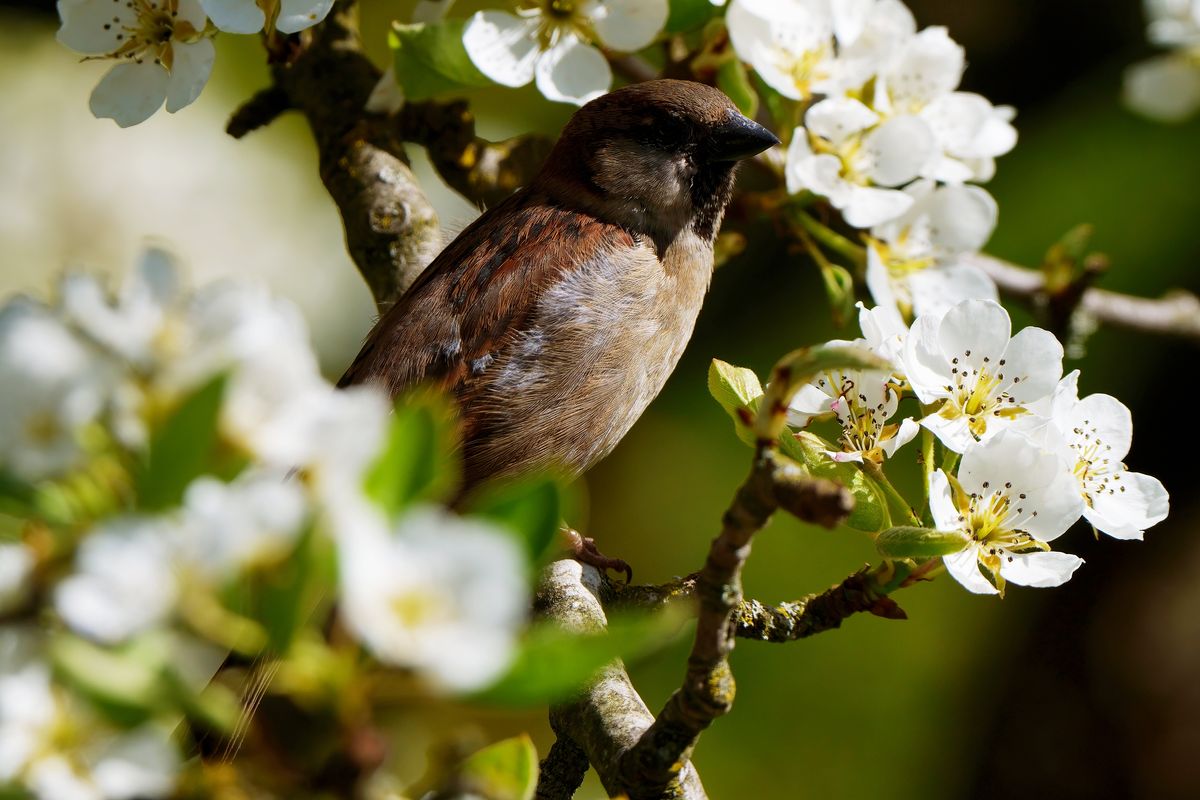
[51,635,171,726]
[458,735,539,800]
[0,470,36,519]
[667,0,718,33]
[473,608,686,706]
[254,524,334,652]
[137,373,227,511]
[707,358,763,445]
[717,58,759,118]
[875,526,970,559]
[363,396,458,518]
[778,432,888,533]
[390,19,494,102]
[468,477,563,564]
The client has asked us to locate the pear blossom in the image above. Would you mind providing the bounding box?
[462,0,668,106]
[903,299,1062,453]
[338,505,528,691]
[178,471,309,579]
[1125,1,1200,121]
[56,0,215,127]
[54,517,179,644]
[725,0,839,101]
[786,97,934,227]
[857,300,908,367]
[59,248,182,370]
[0,298,112,481]
[866,180,999,318]
[1,634,180,799]
[1030,372,1169,540]
[931,431,1085,595]
[200,0,332,36]
[787,313,917,464]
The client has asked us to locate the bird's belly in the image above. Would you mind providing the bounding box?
[466,247,709,482]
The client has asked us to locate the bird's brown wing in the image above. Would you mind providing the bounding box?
[337,190,631,403]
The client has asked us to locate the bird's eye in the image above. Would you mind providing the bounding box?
[636,114,689,152]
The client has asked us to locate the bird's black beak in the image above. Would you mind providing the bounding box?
[707,108,781,162]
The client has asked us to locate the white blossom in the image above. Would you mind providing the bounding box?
[788,319,917,464]
[54,517,179,644]
[903,299,1062,453]
[178,471,308,579]
[338,505,528,692]
[866,180,999,318]
[930,431,1084,595]
[0,543,35,615]
[56,0,215,127]
[785,98,932,227]
[201,0,332,35]
[0,298,112,481]
[1028,372,1169,540]
[463,0,668,105]
[1124,1,1200,120]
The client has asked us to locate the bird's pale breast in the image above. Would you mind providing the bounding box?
[463,230,712,483]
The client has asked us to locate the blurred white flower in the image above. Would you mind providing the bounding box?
[866,180,999,318]
[903,299,1062,453]
[857,300,908,367]
[931,431,1084,595]
[55,0,215,127]
[339,505,528,692]
[58,248,182,370]
[179,471,308,579]
[200,0,333,35]
[1124,1,1200,121]
[55,517,178,644]
[1028,372,1170,540]
[167,281,325,460]
[0,543,35,615]
[0,298,111,481]
[252,384,391,506]
[463,0,668,105]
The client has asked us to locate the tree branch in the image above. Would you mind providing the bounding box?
[967,253,1200,345]
[533,560,707,800]
[227,1,441,310]
[607,564,907,643]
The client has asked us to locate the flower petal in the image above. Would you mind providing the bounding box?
[861,114,935,186]
[1070,392,1133,461]
[805,97,879,145]
[927,469,960,531]
[534,37,611,106]
[201,0,264,33]
[997,325,1063,404]
[920,408,974,453]
[1084,471,1169,540]
[462,10,540,88]
[999,550,1083,588]
[89,62,169,127]
[56,0,134,54]
[587,0,668,52]
[943,546,998,595]
[884,25,964,108]
[907,262,998,319]
[1123,53,1200,122]
[881,417,920,458]
[936,298,1011,375]
[164,38,215,113]
[842,185,914,228]
[277,0,335,32]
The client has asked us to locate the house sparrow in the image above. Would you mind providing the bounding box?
[340,79,778,499]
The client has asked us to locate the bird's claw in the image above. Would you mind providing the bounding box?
[562,528,633,584]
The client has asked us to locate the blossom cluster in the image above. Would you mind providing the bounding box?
[1124,0,1200,121]
[54,0,336,126]
[0,251,530,798]
[786,298,1169,596]
[724,0,1013,319]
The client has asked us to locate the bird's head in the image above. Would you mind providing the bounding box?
[536,79,780,248]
